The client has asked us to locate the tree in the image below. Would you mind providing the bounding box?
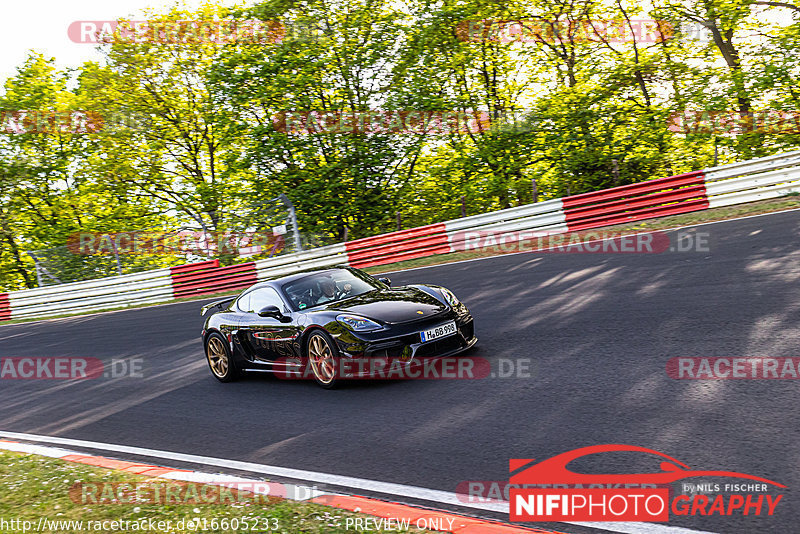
[212,0,422,241]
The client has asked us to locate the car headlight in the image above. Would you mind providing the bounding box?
[336,314,382,332]
[440,288,460,307]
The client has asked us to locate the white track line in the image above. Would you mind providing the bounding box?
[0,431,717,534]
[0,430,502,512]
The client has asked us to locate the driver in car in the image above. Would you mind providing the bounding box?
[315,278,352,305]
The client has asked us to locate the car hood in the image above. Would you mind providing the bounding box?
[316,287,447,323]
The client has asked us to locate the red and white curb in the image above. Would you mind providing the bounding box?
[0,438,559,534]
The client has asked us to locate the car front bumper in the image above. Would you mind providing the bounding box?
[335,315,477,378]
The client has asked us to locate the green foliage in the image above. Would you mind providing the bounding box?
[2,0,800,290]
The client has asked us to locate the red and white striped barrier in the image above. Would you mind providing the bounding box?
[562,170,708,231]
[346,224,450,269]
[0,293,10,322]
[170,259,257,299]
[3,150,800,322]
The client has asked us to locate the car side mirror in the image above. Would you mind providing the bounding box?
[378,277,391,286]
[258,305,287,321]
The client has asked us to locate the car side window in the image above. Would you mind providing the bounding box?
[247,287,285,314]
[236,292,252,312]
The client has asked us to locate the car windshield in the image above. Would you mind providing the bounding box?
[282,269,381,310]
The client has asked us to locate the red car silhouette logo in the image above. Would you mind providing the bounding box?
[510,444,785,487]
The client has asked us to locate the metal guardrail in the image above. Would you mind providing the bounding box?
[705,152,800,208]
[255,243,348,280]
[5,150,800,322]
[171,260,257,299]
[562,171,708,231]
[346,224,450,269]
[7,269,173,320]
[704,150,800,181]
[0,294,10,321]
[444,199,567,251]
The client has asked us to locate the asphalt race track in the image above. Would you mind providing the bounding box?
[2,210,800,534]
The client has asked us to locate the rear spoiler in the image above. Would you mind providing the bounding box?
[201,297,236,317]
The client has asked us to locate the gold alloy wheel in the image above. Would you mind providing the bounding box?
[308,333,336,384]
[207,337,229,378]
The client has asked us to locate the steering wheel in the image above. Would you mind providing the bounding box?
[292,287,316,309]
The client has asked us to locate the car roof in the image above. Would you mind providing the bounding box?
[248,265,351,290]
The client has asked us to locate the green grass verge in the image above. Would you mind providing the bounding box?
[0,450,431,533]
[3,195,800,325]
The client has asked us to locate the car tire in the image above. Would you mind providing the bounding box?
[306,330,340,389]
[205,332,239,382]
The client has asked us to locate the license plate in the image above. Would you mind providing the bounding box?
[420,321,457,343]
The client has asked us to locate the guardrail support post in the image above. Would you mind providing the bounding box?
[278,193,303,252]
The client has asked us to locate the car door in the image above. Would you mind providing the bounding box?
[236,286,298,362]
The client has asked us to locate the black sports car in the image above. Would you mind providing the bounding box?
[200,266,477,388]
